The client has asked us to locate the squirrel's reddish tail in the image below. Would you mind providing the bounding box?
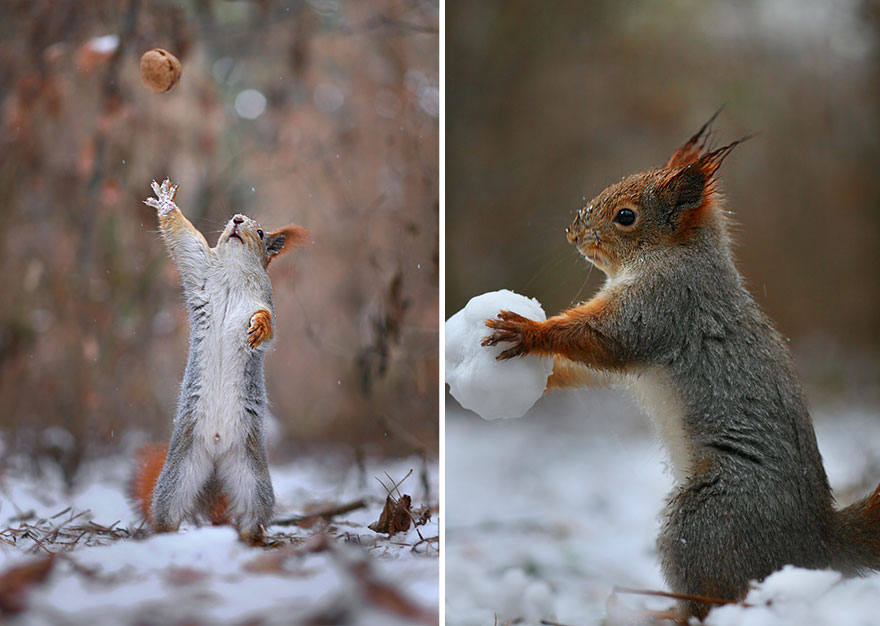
[831,483,880,575]
[129,443,169,526]
[128,442,231,529]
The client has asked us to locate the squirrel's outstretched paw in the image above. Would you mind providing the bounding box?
[144,178,179,215]
[247,310,273,349]
[481,310,532,360]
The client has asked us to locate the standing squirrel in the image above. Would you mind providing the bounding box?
[130,179,309,542]
[482,116,880,619]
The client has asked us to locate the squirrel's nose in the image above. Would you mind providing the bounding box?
[233,216,244,224]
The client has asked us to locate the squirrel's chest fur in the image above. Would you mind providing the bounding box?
[179,261,272,455]
[628,369,691,481]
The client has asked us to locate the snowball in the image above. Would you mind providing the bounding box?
[445,290,553,420]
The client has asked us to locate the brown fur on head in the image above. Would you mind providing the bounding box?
[566,114,748,277]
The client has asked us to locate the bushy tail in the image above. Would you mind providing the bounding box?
[832,483,880,576]
[128,443,169,526]
[128,442,230,529]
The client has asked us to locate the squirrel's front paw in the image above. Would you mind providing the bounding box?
[143,178,179,215]
[247,310,273,349]
[481,310,534,360]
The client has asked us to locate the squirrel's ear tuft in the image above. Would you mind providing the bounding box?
[660,135,751,223]
[696,136,751,177]
[265,225,310,266]
[665,108,723,169]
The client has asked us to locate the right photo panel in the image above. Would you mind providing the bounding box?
[444,2,880,624]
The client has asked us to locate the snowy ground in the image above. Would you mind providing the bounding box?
[445,387,880,626]
[0,452,438,625]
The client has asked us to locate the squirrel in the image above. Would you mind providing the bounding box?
[130,179,309,542]
[482,114,880,620]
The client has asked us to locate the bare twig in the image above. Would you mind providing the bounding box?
[375,468,413,499]
[50,507,72,520]
[613,585,752,608]
[271,499,369,526]
[410,535,438,555]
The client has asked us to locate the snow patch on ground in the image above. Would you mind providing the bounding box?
[445,389,880,625]
[0,454,438,625]
[707,566,880,626]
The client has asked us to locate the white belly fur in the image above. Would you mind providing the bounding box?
[193,289,254,454]
[627,368,691,482]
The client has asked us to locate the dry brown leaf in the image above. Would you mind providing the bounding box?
[0,554,55,614]
[244,549,290,574]
[368,494,412,536]
[348,560,436,625]
[165,566,205,585]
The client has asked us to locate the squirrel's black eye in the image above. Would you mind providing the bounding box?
[613,208,636,227]
[257,229,264,239]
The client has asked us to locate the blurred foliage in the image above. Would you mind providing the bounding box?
[447,0,880,400]
[0,0,438,483]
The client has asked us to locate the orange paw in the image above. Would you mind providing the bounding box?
[248,310,273,349]
[481,310,535,360]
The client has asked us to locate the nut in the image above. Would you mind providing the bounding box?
[139,48,182,93]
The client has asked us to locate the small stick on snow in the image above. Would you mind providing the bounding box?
[613,585,753,608]
[50,507,72,519]
[375,468,413,499]
[271,499,369,526]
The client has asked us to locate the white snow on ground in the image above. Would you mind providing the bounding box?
[0,453,438,625]
[445,388,880,625]
[446,290,553,420]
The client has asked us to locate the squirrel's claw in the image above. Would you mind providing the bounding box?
[146,178,179,215]
[481,310,532,359]
[497,344,527,360]
[481,327,518,346]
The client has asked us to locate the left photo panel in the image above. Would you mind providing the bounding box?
[0,1,439,623]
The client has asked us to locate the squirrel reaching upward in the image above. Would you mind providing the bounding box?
[131,179,309,542]
[482,115,880,620]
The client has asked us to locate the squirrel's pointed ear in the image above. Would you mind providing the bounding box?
[660,136,750,223]
[265,225,310,266]
[660,164,708,214]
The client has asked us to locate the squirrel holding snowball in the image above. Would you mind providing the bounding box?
[130,179,309,542]
[482,114,880,620]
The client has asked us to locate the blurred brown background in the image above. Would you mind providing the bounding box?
[0,0,438,483]
[448,1,880,403]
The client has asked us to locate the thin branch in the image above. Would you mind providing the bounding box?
[271,499,368,526]
[613,585,752,608]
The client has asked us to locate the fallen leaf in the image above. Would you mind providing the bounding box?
[368,494,412,536]
[0,554,55,614]
[347,559,436,625]
[165,566,205,585]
